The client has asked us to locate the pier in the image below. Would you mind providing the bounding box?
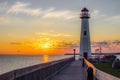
[0,57,120,80]
[0,57,74,80]
[51,60,86,80]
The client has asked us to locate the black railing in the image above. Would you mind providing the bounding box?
[83,58,120,80]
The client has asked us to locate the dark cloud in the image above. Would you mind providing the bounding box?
[10,42,22,45]
[55,40,79,49]
[92,41,109,46]
[112,40,120,45]
[91,40,120,50]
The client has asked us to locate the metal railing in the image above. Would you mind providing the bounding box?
[84,58,120,80]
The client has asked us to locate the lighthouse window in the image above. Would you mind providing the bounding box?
[84,31,87,36]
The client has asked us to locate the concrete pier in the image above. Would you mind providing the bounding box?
[0,57,74,80]
[51,60,87,80]
[1,57,119,80]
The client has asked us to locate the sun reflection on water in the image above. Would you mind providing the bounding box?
[43,55,49,63]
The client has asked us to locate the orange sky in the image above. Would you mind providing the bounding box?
[0,1,120,55]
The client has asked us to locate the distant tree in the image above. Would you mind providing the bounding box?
[103,55,116,63]
[112,59,120,69]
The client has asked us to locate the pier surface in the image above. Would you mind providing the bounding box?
[51,60,86,80]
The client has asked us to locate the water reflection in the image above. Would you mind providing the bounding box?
[43,55,49,63]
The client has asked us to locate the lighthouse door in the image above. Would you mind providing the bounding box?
[83,52,88,59]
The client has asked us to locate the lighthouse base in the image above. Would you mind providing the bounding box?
[83,52,88,60]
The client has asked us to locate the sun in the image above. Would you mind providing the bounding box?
[43,43,51,48]
[33,38,56,52]
[33,42,52,49]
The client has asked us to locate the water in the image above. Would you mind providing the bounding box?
[116,55,120,59]
[0,54,119,75]
[0,55,72,75]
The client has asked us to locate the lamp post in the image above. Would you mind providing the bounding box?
[73,49,76,60]
[99,43,102,62]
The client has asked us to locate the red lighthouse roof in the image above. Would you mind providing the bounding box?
[81,8,89,12]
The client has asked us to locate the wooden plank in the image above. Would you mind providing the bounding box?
[51,60,87,80]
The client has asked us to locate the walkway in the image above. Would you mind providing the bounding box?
[51,60,87,80]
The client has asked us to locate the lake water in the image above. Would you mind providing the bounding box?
[116,55,120,59]
[0,54,119,75]
[0,55,72,75]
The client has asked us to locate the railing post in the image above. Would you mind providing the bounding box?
[82,58,84,67]
[87,67,93,80]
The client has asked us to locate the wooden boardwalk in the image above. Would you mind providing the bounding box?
[51,60,87,80]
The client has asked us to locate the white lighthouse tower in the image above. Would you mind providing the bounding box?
[80,8,91,59]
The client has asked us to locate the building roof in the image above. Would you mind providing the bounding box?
[81,8,89,12]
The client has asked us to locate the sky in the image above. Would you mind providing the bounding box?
[0,0,120,55]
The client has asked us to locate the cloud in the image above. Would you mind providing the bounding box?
[91,40,120,50]
[91,10,106,19]
[57,41,79,48]
[32,37,79,50]
[7,2,42,16]
[91,10,99,17]
[42,10,77,20]
[7,2,77,20]
[10,42,22,45]
[91,10,120,25]
[36,32,72,38]
[50,40,79,49]
[112,40,120,45]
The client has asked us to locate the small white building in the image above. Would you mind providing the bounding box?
[80,8,91,59]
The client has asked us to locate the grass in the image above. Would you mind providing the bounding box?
[94,63,120,78]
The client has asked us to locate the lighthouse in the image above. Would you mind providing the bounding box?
[80,8,91,59]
